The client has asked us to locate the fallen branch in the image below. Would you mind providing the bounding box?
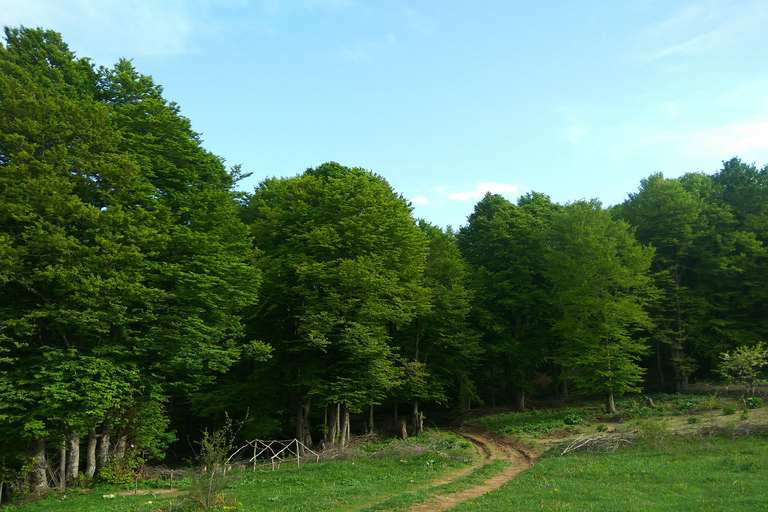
[560,434,632,456]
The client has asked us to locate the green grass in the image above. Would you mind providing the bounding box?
[451,435,768,511]
[364,458,509,511]
[3,431,476,512]
[474,408,592,436]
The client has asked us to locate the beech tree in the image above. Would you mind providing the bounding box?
[546,201,655,414]
[615,174,703,389]
[243,163,425,446]
[393,221,481,432]
[457,192,557,409]
[0,26,260,489]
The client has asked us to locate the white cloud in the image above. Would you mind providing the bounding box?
[411,195,429,205]
[640,0,768,61]
[445,183,519,202]
[689,121,768,154]
[0,0,195,62]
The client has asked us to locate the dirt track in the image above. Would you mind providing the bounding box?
[407,425,536,512]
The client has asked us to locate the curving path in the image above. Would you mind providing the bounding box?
[407,425,536,512]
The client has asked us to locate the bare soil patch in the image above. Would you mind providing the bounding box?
[407,424,536,512]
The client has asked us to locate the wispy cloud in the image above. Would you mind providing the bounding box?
[564,117,588,145]
[688,121,768,154]
[444,183,519,202]
[0,0,195,61]
[411,196,429,205]
[640,0,768,61]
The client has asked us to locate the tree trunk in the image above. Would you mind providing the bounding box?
[412,399,423,435]
[326,403,339,446]
[31,437,48,492]
[368,403,374,434]
[339,403,350,447]
[97,430,110,472]
[606,393,617,414]
[515,388,526,412]
[114,435,128,460]
[66,431,80,483]
[58,445,66,490]
[490,363,496,408]
[656,340,665,385]
[295,395,312,450]
[85,429,97,477]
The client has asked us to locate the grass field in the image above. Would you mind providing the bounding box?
[451,434,768,511]
[6,392,768,511]
[3,431,477,512]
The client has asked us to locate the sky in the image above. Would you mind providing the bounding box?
[3,0,768,229]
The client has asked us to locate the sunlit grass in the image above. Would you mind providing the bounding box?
[451,435,768,511]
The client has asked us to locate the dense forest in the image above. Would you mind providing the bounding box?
[1,27,767,493]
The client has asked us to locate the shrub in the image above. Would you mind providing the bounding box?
[98,450,143,485]
[723,404,737,415]
[635,419,669,449]
[687,416,700,424]
[595,424,608,432]
[745,397,764,409]
[563,413,583,425]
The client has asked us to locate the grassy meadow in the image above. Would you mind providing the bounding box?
[5,392,768,511]
[451,434,768,512]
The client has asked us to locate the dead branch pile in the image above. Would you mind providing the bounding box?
[559,434,632,456]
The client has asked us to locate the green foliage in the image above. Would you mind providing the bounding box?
[595,424,608,432]
[98,451,143,485]
[718,343,768,396]
[723,404,738,415]
[745,397,764,409]
[546,200,655,410]
[458,192,558,407]
[185,418,238,511]
[475,409,589,436]
[563,413,583,426]
[451,436,768,511]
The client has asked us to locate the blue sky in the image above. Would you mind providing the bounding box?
[3,1,768,229]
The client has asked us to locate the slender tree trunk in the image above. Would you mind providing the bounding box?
[31,437,48,492]
[97,430,110,472]
[412,399,423,435]
[656,340,665,385]
[515,388,526,412]
[294,394,304,445]
[368,403,374,434]
[606,393,617,414]
[302,398,311,448]
[326,403,338,446]
[66,431,80,483]
[114,435,127,460]
[85,429,97,477]
[339,403,350,447]
[490,363,496,408]
[58,445,66,490]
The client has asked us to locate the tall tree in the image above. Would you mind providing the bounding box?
[615,173,703,389]
[0,26,261,488]
[546,201,655,414]
[394,221,481,432]
[242,162,425,446]
[457,192,557,409]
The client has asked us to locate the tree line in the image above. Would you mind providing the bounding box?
[1,27,767,494]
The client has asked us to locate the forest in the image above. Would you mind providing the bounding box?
[1,26,767,495]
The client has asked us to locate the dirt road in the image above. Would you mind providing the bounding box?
[407,425,536,512]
